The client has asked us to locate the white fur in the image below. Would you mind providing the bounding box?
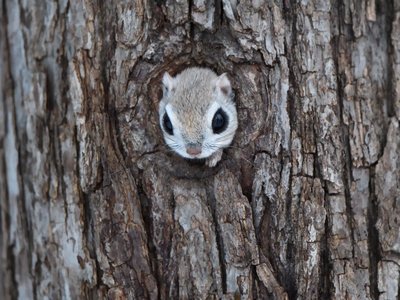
[162,72,175,93]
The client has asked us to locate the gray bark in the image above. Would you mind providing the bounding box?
[1,0,399,299]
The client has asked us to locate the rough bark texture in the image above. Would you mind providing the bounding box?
[1,0,399,299]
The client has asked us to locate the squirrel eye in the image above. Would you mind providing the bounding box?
[212,108,228,134]
[163,113,173,135]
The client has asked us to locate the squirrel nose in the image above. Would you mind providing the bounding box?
[186,144,202,156]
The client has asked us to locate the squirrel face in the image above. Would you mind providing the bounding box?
[159,67,238,161]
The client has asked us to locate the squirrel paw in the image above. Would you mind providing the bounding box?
[205,149,223,167]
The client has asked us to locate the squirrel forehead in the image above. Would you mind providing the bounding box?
[168,70,217,116]
[168,100,211,134]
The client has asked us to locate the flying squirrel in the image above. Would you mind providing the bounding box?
[159,67,238,167]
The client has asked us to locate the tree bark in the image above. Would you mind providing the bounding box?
[1,0,399,299]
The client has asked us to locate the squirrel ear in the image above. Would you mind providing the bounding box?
[162,72,175,95]
[215,73,232,97]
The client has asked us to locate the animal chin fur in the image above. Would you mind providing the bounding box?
[159,67,238,163]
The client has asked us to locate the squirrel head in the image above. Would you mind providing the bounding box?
[159,67,238,161]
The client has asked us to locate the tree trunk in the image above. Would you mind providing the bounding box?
[1,0,399,299]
